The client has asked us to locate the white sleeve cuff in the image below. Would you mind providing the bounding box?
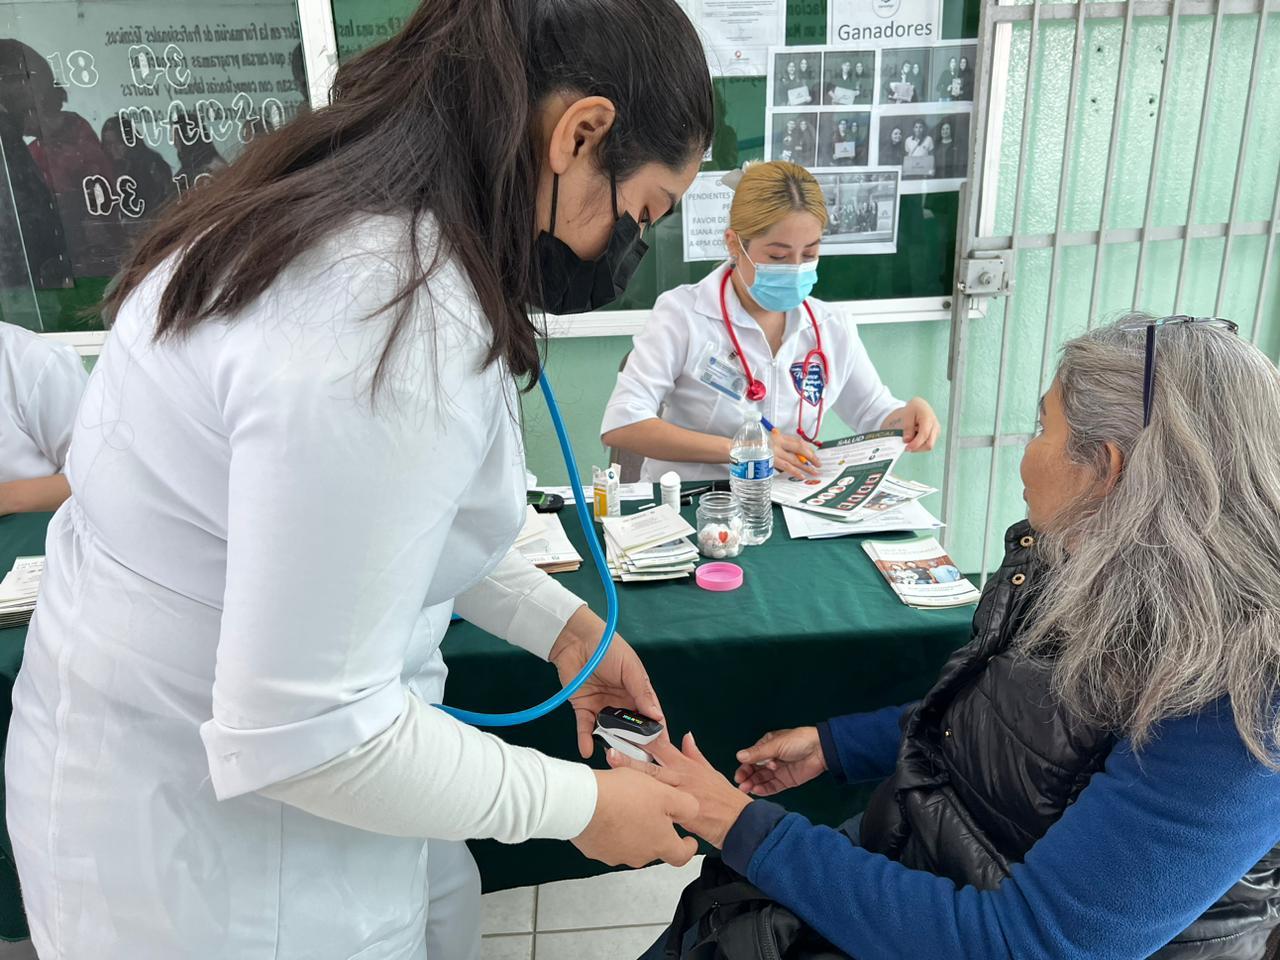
[510,577,588,660]
[200,677,405,800]
[257,690,599,844]
[531,755,599,841]
[453,549,586,660]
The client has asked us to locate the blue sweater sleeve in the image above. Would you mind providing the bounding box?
[725,705,1280,960]
[816,704,906,783]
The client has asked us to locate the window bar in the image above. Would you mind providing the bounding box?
[1173,0,1226,311]
[1132,0,1185,307]
[1039,0,1092,392]
[1251,163,1280,348]
[943,0,1006,540]
[1215,4,1272,319]
[1087,0,1140,328]
[977,0,1043,582]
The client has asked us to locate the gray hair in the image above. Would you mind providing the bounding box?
[1017,316,1280,767]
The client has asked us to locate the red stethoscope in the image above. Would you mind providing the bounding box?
[719,267,828,443]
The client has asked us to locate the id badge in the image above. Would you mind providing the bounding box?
[697,349,748,402]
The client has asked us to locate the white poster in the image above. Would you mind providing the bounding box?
[765,42,974,197]
[3,0,308,282]
[682,172,736,262]
[676,0,788,77]
[828,0,943,50]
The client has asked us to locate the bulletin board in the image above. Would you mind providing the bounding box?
[329,0,981,309]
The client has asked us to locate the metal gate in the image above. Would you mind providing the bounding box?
[941,0,1280,578]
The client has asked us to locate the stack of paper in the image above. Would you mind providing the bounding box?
[514,508,583,574]
[774,432,943,537]
[783,476,943,540]
[600,505,699,582]
[0,556,44,629]
[863,538,980,609]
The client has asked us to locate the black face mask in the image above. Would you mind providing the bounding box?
[532,172,649,315]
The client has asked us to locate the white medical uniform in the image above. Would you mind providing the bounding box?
[0,321,88,483]
[601,262,901,480]
[6,215,597,960]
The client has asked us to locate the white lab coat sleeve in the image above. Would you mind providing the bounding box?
[600,291,691,436]
[199,254,595,844]
[21,345,87,472]
[261,690,597,843]
[829,315,903,433]
[452,548,586,661]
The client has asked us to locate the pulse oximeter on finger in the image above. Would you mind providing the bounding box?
[594,707,663,763]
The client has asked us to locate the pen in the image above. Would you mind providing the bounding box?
[759,416,809,465]
[680,484,713,505]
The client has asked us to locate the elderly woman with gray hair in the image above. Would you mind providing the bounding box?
[626,316,1280,959]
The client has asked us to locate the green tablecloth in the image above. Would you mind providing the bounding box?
[444,490,973,890]
[0,493,974,924]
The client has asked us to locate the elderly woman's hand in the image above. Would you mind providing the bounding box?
[606,733,752,849]
[732,727,827,797]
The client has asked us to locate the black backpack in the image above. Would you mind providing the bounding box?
[644,854,853,960]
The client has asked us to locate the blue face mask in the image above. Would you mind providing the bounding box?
[742,249,818,312]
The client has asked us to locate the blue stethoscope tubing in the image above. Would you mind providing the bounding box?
[435,370,619,727]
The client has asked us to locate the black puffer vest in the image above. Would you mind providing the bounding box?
[860,521,1280,959]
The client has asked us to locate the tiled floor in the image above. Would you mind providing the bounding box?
[480,857,702,960]
[0,859,699,960]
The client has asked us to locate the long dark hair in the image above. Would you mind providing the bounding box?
[101,0,714,389]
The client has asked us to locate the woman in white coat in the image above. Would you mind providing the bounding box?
[601,161,939,482]
[5,1,714,957]
[0,321,87,515]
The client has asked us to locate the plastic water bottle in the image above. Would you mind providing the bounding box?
[729,417,774,545]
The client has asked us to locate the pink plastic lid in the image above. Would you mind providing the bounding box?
[696,562,744,592]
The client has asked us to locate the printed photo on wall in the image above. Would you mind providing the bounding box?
[930,46,976,102]
[812,170,899,255]
[769,112,820,167]
[821,51,875,105]
[772,53,820,106]
[879,43,976,105]
[879,48,932,105]
[818,112,870,167]
[877,112,969,190]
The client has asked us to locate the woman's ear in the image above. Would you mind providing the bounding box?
[546,96,616,176]
[1100,442,1125,494]
[724,229,740,262]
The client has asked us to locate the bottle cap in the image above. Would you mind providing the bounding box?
[696,562,744,592]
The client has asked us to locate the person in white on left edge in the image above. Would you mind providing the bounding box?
[5,1,714,958]
[602,161,939,482]
[0,320,87,516]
